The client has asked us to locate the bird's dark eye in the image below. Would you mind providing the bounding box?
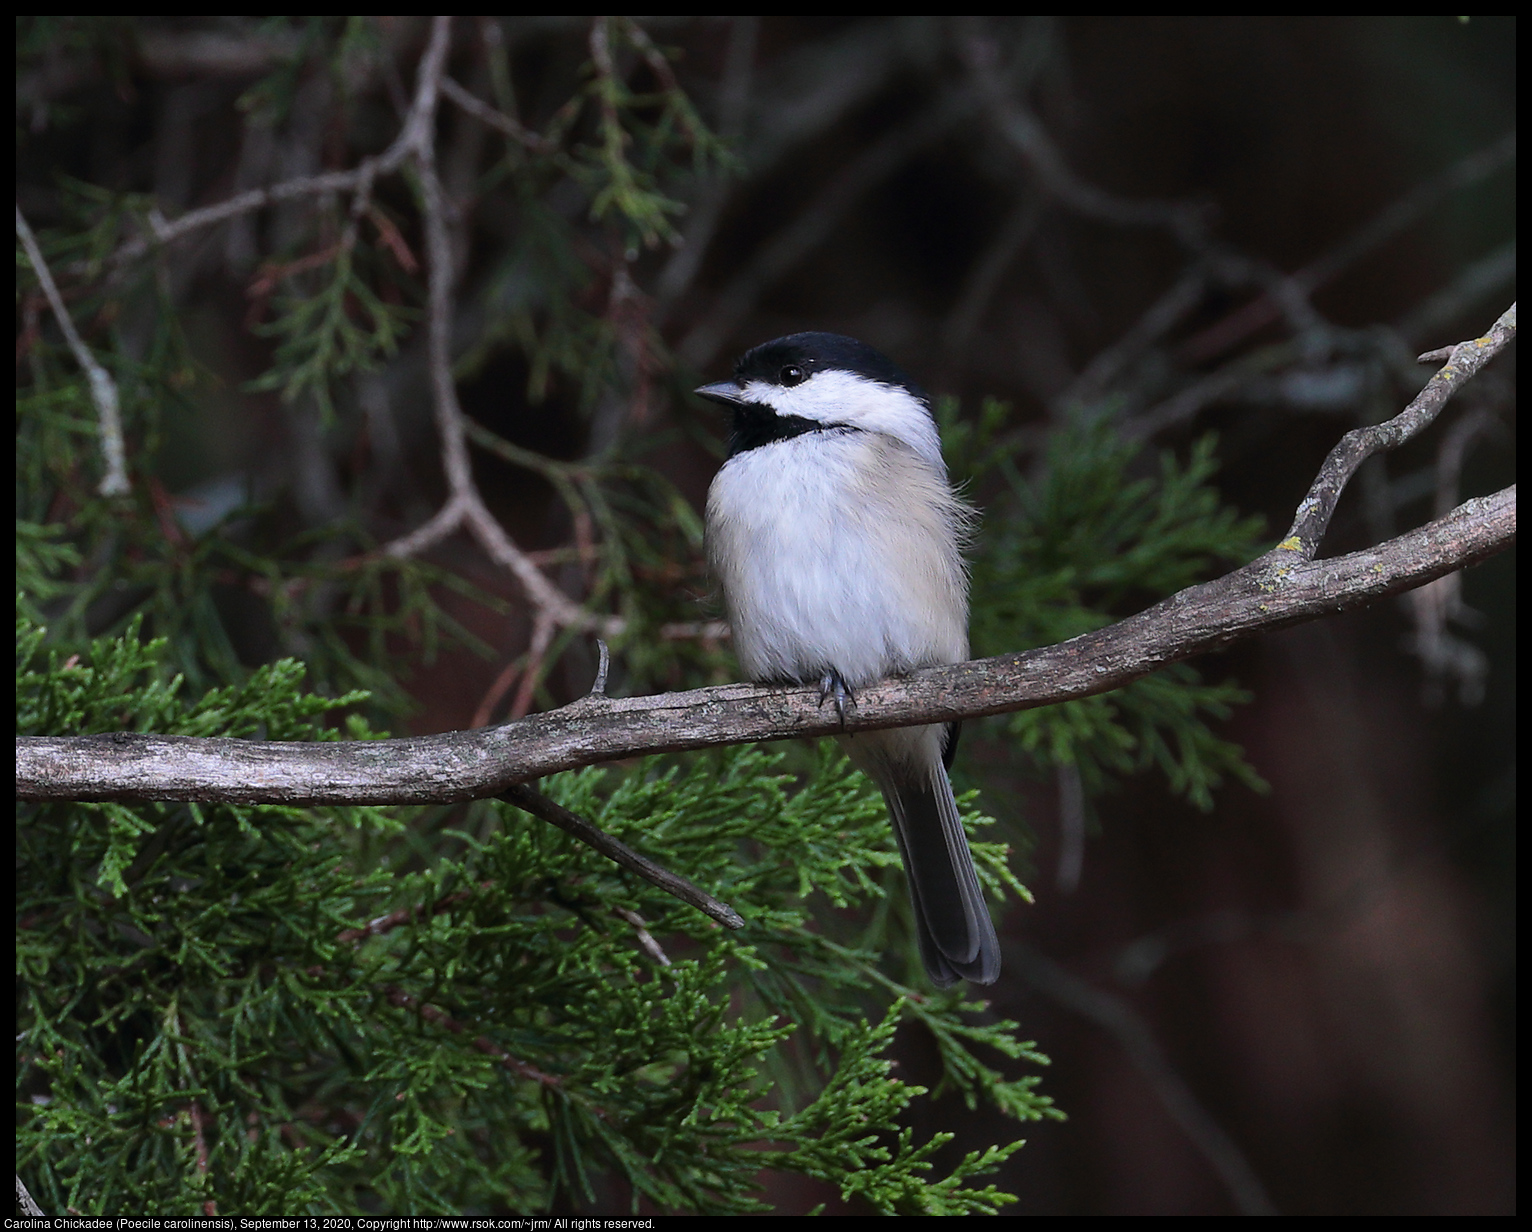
[779,365,806,387]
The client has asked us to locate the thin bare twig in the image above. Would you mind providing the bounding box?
[1272,304,1514,561]
[956,17,1346,428]
[665,9,934,330]
[331,770,737,944]
[960,50,1511,452]
[439,74,554,153]
[92,170,366,272]
[510,615,557,720]
[1298,131,1516,301]
[90,61,470,275]
[33,18,621,721]
[1399,401,1501,705]
[614,905,673,966]
[498,783,746,930]
[472,655,527,731]
[337,884,486,945]
[16,204,130,496]
[1402,569,1489,707]
[590,639,611,697]
[1124,339,1299,442]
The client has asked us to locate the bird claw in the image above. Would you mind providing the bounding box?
[817,670,855,726]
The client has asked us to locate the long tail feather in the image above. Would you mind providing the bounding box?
[883,764,1000,987]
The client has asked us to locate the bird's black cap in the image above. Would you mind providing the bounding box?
[731,332,930,404]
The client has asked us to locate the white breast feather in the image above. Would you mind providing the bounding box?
[706,430,970,688]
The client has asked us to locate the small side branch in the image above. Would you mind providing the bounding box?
[1275,304,1515,560]
[499,783,746,930]
[16,205,130,496]
[440,75,555,153]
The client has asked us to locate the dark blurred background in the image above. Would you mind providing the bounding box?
[17,16,1515,1214]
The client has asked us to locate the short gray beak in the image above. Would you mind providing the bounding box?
[694,381,746,407]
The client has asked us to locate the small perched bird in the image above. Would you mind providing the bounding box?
[697,332,1000,986]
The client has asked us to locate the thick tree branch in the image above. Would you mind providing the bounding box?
[16,483,1513,806]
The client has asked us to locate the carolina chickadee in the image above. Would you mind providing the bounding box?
[697,332,1000,986]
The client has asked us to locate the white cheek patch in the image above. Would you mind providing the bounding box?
[739,370,946,472]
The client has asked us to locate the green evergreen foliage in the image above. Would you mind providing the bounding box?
[243,240,418,423]
[18,611,1056,1215]
[944,399,1270,810]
